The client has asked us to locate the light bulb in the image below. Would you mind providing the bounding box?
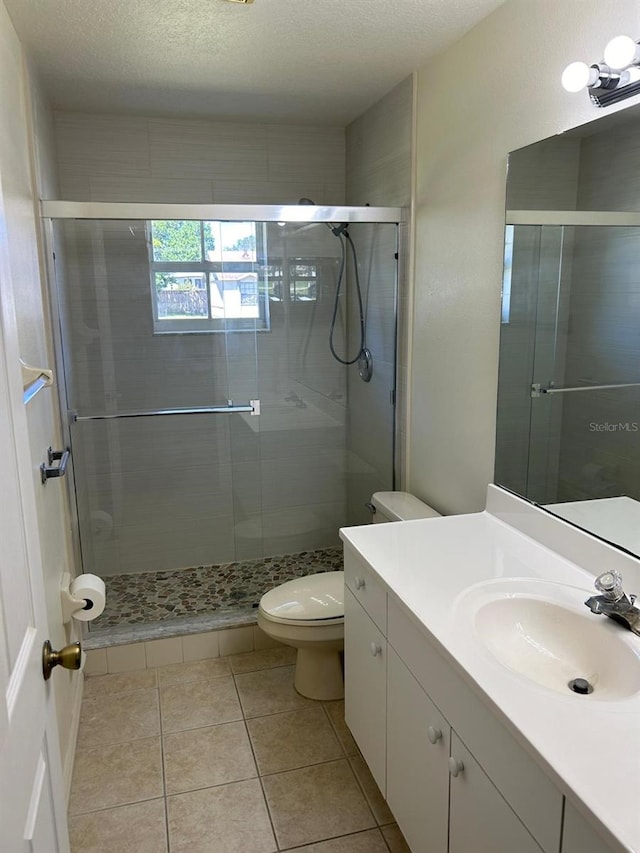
[561,62,599,93]
[619,65,640,86]
[603,35,640,70]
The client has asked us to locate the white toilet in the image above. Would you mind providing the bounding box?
[257,491,441,700]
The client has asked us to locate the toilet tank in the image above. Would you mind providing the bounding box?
[370,491,441,523]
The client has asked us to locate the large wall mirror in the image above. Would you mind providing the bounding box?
[495,103,640,555]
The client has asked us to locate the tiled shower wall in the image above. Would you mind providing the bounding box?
[344,76,414,524]
[51,112,345,205]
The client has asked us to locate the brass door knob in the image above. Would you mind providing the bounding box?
[42,640,81,681]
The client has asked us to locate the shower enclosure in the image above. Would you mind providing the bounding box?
[43,203,403,636]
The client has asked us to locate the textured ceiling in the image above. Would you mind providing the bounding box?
[5,0,504,125]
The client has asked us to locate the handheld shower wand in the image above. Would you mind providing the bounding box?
[297,200,372,379]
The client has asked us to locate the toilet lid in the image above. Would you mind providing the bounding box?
[259,571,344,621]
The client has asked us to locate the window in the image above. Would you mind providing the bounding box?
[149,220,270,333]
[266,259,319,302]
[501,225,514,324]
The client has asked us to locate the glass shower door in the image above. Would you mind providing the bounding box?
[49,210,399,631]
[54,218,262,586]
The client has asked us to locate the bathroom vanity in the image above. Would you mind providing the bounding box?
[340,486,640,853]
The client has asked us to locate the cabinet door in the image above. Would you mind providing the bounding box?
[562,800,618,853]
[344,587,387,793]
[387,649,449,853]
[449,733,543,853]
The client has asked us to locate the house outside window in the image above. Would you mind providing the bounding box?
[149,219,270,333]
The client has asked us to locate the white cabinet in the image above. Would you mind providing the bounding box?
[448,732,543,853]
[341,513,631,853]
[562,801,618,853]
[388,597,562,853]
[344,548,564,853]
[344,587,387,793]
[386,646,544,853]
[387,649,449,853]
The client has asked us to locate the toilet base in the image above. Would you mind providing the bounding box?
[294,646,344,701]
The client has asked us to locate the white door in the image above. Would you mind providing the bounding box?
[0,177,69,847]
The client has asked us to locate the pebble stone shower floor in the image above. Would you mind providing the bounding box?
[91,547,345,631]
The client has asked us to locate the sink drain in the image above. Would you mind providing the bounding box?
[568,677,594,695]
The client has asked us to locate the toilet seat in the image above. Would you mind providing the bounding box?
[259,609,344,628]
[259,571,344,627]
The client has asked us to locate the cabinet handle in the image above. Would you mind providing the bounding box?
[370,642,382,657]
[448,757,464,777]
[355,576,366,590]
[427,725,442,744]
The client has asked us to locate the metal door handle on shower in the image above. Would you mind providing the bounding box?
[70,400,261,421]
[41,447,70,483]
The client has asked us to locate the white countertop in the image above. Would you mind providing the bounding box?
[545,496,640,556]
[340,498,640,853]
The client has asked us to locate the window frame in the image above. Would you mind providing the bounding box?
[148,220,270,334]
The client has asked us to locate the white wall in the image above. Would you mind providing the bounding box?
[0,0,81,798]
[410,0,640,515]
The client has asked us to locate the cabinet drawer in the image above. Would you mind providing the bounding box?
[388,595,563,853]
[344,544,387,633]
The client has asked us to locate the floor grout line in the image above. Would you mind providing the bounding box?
[68,794,166,819]
[278,827,389,852]
[235,676,281,850]
[156,677,172,853]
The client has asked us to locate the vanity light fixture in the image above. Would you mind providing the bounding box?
[562,35,640,107]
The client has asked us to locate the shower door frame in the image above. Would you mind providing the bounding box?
[41,201,404,225]
[41,201,407,616]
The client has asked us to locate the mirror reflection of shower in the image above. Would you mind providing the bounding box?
[298,198,373,382]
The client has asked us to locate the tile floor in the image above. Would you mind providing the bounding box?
[69,647,411,852]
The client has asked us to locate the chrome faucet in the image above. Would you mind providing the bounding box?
[584,571,640,636]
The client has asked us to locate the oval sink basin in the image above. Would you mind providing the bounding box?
[475,596,640,699]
